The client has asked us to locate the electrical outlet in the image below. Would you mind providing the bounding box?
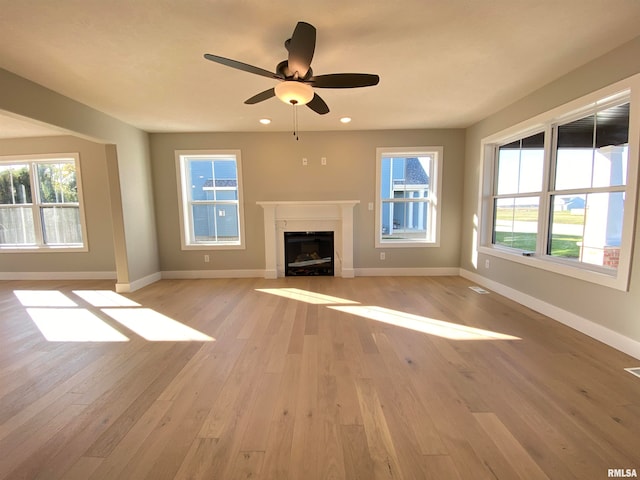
[485,259,490,268]
[321,157,327,165]
[380,252,386,260]
[368,202,374,211]
[204,255,210,263]
[302,157,308,166]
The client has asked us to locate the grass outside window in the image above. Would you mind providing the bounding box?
[494,207,583,258]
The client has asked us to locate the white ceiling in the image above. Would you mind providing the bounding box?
[1,0,640,138]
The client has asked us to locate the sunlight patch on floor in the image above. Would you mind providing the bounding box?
[329,305,521,341]
[14,290,78,307]
[256,287,519,341]
[27,308,130,342]
[255,288,359,305]
[102,308,214,342]
[15,289,214,343]
[73,290,141,307]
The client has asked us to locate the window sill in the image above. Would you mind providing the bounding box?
[0,245,88,253]
[376,240,440,248]
[181,243,245,251]
[478,245,629,291]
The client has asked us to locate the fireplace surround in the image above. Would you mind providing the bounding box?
[257,200,359,278]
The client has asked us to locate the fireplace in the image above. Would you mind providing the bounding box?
[284,231,334,276]
[257,200,359,278]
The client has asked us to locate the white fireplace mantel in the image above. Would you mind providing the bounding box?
[257,200,360,279]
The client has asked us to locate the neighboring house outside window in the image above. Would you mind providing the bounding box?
[376,147,442,247]
[175,150,245,250]
[0,153,87,251]
[479,76,639,291]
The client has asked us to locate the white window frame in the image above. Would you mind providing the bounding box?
[0,153,88,252]
[175,149,246,250]
[478,75,640,291]
[375,146,443,248]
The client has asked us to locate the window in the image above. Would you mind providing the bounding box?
[492,131,545,251]
[175,150,245,250]
[548,103,628,268]
[376,147,442,247]
[479,76,639,291]
[0,154,86,251]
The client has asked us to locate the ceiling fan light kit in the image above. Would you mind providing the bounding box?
[274,81,314,106]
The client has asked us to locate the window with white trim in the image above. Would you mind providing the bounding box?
[376,147,442,247]
[0,154,86,251]
[176,150,245,250]
[479,77,639,291]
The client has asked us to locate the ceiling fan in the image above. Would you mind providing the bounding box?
[204,21,379,115]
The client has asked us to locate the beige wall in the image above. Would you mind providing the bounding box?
[0,135,116,274]
[150,129,465,272]
[462,36,640,344]
[0,68,158,288]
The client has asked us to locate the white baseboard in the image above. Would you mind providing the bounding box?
[161,267,459,280]
[460,269,640,360]
[355,267,460,277]
[341,268,355,278]
[0,271,117,281]
[161,269,264,280]
[116,272,162,293]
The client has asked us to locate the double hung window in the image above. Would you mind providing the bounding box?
[176,150,245,249]
[376,147,442,247]
[0,154,86,250]
[492,131,545,252]
[480,78,639,290]
[548,103,628,268]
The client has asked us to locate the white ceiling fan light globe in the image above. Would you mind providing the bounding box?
[275,81,314,106]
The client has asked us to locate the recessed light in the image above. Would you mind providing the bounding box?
[340,116,352,124]
[259,118,271,125]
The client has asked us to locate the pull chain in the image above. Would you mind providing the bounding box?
[291,100,299,141]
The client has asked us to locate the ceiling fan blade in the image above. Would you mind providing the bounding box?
[244,88,276,105]
[204,53,282,80]
[307,93,330,115]
[309,73,380,88]
[287,22,316,79]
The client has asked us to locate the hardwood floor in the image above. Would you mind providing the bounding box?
[0,276,639,479]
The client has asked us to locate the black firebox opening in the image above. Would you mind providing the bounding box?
[284,231,334,276]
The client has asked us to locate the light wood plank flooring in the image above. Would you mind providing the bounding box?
[1,276,639,479]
